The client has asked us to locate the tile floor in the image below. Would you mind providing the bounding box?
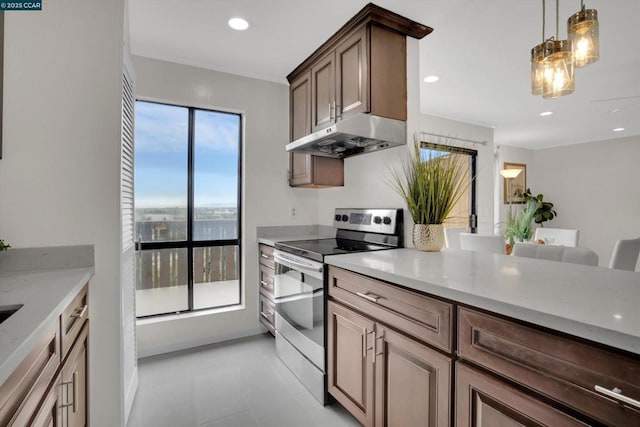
[127,334,360,427]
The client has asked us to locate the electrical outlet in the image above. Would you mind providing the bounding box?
[290,207,296,218]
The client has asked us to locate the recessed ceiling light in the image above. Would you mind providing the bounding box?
[613,314,623,320]
[228,17,249,31]
[423,75,439,83]
[539,111,553,116]
[613,127,625,132]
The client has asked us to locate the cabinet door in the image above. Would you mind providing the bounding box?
[327,301,375,427]
[289,152,313,187]
[456,363,588,427]
[290,70,311,141]
[336,25,369,120]
[62,323,88,427]
[311,52,335,131]
[375,325,451,427]
[30,375,63,427]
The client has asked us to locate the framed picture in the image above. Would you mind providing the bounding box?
[503,162,527,204]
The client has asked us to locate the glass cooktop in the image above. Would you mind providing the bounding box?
[275,238,392,262]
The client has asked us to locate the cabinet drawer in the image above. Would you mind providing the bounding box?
[328,266,453,353]
[259,264,275,299]
[258,244,275,269]
[456,362,588,426]
[259,294,275,335]
[458,307,640,426]
[61,284,89,357]
[0,318,60,427]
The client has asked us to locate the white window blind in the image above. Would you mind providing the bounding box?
[121,68,135,252]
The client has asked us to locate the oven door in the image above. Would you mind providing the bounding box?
[273,249,324,370]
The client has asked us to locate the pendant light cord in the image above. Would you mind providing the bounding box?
[555,0,559,40]
[542,0,546,43]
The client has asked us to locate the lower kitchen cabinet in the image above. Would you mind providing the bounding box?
[30,375,63,427]
[455,363,587,426]
[61,323,88,427]
[375,325,451,427]
[327,300,451,427]
[258,244,276,335]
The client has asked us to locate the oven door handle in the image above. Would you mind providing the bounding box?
[274,253,323,274]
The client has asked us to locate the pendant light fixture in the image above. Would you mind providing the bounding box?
[542,0,574,98]
[568,0,599,67]
[531,0,548,95]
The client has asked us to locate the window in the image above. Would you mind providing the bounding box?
[420,142,477,232]
[134,101,242,317]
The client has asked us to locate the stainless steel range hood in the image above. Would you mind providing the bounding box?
[286,114,406,159]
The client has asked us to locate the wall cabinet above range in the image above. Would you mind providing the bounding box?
[286,3,432,188]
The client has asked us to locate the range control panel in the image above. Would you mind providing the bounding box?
[333,208,402,235]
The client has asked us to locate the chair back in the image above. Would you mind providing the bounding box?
[533,228,579,247]
[609,237,640,271]
[512,243,599,266]
[444,227,466,250]
[459,233,505,255]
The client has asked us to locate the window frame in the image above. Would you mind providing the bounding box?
[135,100,243,318]
[420,141,478,233]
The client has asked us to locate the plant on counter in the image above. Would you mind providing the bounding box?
[0,239,10,251]
[388,135,471,252]
[503,199,538,250]
[522,188,557,226]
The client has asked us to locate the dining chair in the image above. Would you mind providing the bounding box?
[609,237,640,271]
[512,243,599,266]
[444,227,466,250]
[533,228,580,247]
[459,233,505,255]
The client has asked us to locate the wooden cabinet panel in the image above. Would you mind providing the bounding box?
[328,300,375,427]
[311,53,335,132]
[61,284,88,357]
[258,264,274,299]
[375,325,451,427]
[328,266,453,353]
[0,318,60,426]
[258,244,275,270]
[61,323,88,427]
[290,71,312,141]
[30,374,62,427]
[369,24,406,121]
[336,25,369,120]
[258,294,275,335]
[456,363,587,427]
[458,307,640,426]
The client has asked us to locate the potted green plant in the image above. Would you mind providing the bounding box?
[388,136,471,252]
[0,239,10,251]
[522,188,557,226]
[503,199,538,253]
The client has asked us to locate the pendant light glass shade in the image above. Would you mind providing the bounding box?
[568,7,599,67]
[542,40,574,98]
[531,43,547,95]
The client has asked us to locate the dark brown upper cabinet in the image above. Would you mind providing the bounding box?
[286,3,432,188]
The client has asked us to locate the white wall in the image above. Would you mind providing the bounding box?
[317,39,495,239]
[132,56,319,357]
[494,145,536,227]
[0,2,126,426]
[531,136,640,268]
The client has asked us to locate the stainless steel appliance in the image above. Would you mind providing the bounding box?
[272,208,403,404]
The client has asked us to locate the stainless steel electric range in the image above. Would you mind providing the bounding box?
[272,208,404,404]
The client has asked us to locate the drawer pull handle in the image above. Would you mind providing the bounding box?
[260,311,273,320]
[260,280,270,288]
[260,253,270,259]
[71,305,88,319]
[595,385,640,410]
[356,292,380,303]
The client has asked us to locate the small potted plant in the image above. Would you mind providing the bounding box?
[503,200,538,254]
[522,188,557,226]
[389,136,471,252]
[0,239,10,251]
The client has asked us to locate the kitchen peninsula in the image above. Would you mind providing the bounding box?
[325,248,640,426]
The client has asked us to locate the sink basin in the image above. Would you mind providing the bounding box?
[0,304,23,324]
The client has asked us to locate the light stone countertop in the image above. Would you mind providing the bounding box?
[325,248,640,355]
[0,246,94,386]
